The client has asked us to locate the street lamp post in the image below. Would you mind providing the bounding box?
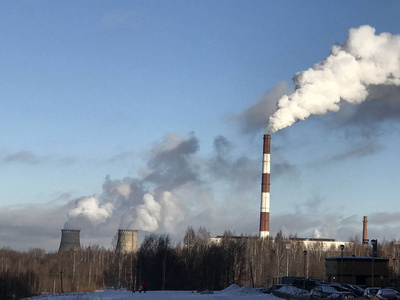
[371,239,377,287]
[393,258,396,287]
[340,244,345,287]
[352,255,355,284]
[303,250,307,290]
[372,256,375,287]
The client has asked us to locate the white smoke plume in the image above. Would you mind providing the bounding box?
[268,25,400,132]
[64,133,199,234]
[64,195,114,229]
[120,193,161,231]
[158,191,185,232]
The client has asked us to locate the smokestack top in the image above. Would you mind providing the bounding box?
[263,134,271,154]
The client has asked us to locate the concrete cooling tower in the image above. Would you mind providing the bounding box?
[116,229,138,253]
[58,229,81,252]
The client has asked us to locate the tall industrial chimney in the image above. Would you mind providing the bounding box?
[363,216,368,247]
[116,229,138,253]
[259,134,271,238]
[58,229,81,252]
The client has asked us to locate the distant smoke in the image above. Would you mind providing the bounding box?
[3,151,39,164]
[208,135,259,189]
[64,133,199,233]
[268,25,400,132]
[313,229,322,238]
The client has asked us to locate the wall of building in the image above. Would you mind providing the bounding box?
[325,257,389,287]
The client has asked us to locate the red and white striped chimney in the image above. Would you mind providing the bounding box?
[260,134,270,238]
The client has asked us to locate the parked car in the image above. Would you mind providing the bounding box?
[311,286,344,298]
[266,284,287,294]
[393,288,400,296]
[311,285,356,299]
[325,283,353,293]
[374,288,400,300]
[292,278,320,291]
[328,292,358,299]
[342,284,365,297]
[364,287,381,299]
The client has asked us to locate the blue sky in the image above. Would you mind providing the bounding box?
[1,1,400,251]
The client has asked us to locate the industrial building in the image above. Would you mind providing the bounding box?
[325,256,389,287]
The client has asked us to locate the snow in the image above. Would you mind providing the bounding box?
[23,285,281,300]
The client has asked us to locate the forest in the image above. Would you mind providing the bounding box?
[1,227,399,299]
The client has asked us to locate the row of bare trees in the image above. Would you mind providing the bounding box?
[1,228,399,299]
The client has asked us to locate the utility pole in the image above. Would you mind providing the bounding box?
[286,244,291,276]
[249,263,254,288]
[303,250,307,290]
[59,269,64,293]
[371,239,377,287]
[340,244,345,287]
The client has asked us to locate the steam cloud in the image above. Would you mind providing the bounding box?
[268,25,400,132]
[120,193,161,232]
[64,133,198,234]
[64,196,114,229]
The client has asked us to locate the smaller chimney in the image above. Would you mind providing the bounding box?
[362,216,368,248]
[58,229,81,252]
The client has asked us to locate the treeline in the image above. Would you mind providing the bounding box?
[1,227,399,299]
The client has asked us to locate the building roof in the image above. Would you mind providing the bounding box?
[289,237,336,242]
[325,256,388,262]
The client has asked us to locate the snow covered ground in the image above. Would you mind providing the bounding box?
[23,284,281,300]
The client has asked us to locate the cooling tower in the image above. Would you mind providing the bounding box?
[259,134,271,238]
[363,216,368,247]
[116,229,138,253]
[58,229,81,252]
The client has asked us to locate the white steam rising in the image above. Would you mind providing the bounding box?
[158,191,185,232]
[120,193,161,231]
[268,25,400,132]
[64,196,113,229]
[64,133,198,234]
